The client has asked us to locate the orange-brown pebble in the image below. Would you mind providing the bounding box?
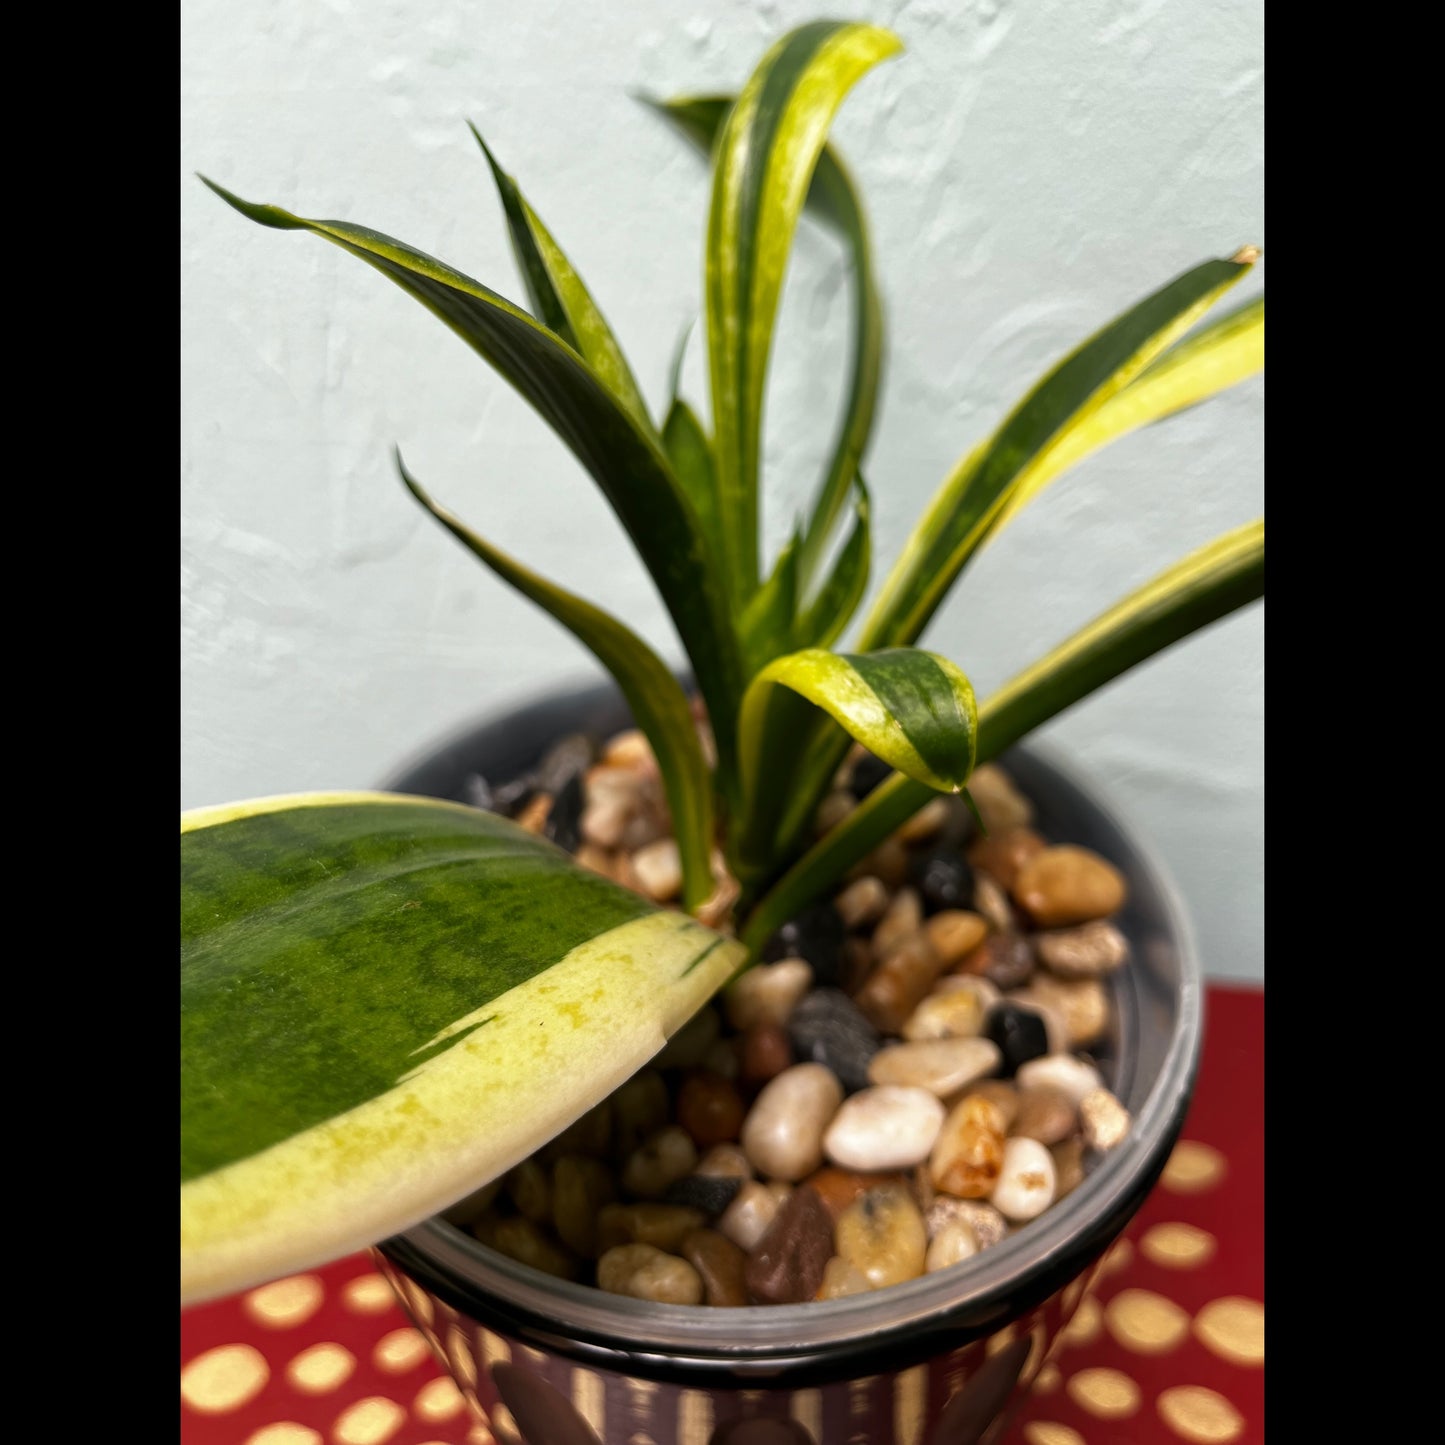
[806,1166,911,1222]
[855,933,947,1033]
[967,1081,1020,1130]
[515,791,553,835]
[1012,846,1127,927]
[922,910,990,967]
[851,837,911,889]
[839,936,875,994]
[896,796,950,844]
[835,875,890,930]
[676,1069,746,1149]
[738,1021,794,1089]
[681,1228,749,1307]
[968,763,1035,831]
[929,1094,1007,1198]
[967,826,1046,889]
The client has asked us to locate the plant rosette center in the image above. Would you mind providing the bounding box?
[446,724,1134,1308]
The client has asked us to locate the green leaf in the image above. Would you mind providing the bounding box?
[470,125,654,433]
[739,522,803,674]
[648,94,884,592]
[743,520,1264,948]
[181,792,745,1305]
[702,22,902,602]
[798,472,871,648]
[201,176,744,782]
[985,295,1265,543]
[860,250,1260,649]
[397,454,718,914]
[735,645,976,877]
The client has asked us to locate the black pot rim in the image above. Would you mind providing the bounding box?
[375,678,1204,1380]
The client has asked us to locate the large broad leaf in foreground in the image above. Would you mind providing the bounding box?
[180,793,744,1305]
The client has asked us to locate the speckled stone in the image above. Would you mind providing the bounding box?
[759,902,847,987]
[787,989,882,1092]
[910,847,976,914]
[925,1197,1008,1249]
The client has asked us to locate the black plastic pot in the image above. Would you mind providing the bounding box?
[372,680,1204,1445]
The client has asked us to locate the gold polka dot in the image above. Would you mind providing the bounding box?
[1194,1297,1265,1366]
[333,1396,407,1445]
[1033,1364,1062,1395]
[1060,1276,1085,1315]
[414,1376,467,1423]
[342,1274,396,1314]
[245,1427,321,1445]
[1103,1237,1134,1275]
[1066,1367,1141,1418]
[285,1342,355,1394]
[1157,1385,1245,1442]
[373,1327,432,1374]
[1161,1140,1227,1193]
[1059,1294,1102,1349]
[180,1343,270,1413]
[447,1323,479,1387]
[1141,1222,1217,1269]
[492,1403,522,1444]
[1023,1425,1086,1445]
[467,1432,497,1445]
[244,1275,325,1329]
[1105,1288,1190,1354]
[398,1276,436,1327]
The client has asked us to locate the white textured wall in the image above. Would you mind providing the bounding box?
[181,0,1263,980]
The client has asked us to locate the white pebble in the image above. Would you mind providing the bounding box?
[631,838,682,901]
[724,958,813,1031]
[925,1218,980,1272]
[1015,1053,1103,1107]
[741,1062,843,1181]
[990,1136,1058,1221]
[868,1038,1002,1097]
[902,976,999,1041]
[718,1180,790,1251]
[823,1086,946,1170]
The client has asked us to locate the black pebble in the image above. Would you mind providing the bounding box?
[460,773,495,812]
[535,733,598,795]
[491,775,537,817]
[911,846,975,913]
[985,1003,1050,1077]
[760,902,848,986]
[545,772,585,854]
[787,988,881,1093]
[663,1174,742,1216]
[848,750,893,800]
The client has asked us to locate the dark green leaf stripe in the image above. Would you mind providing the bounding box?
[703,23,900,602]
[861,251,1258,649]
[848,649,975,788]
[470,125,654,432]
[181,792,745,1303]
[662,399,719,552]
[397,455,718,912]
[201,178,743,782]
[745,520,1264,947]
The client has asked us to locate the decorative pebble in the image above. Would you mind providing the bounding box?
[1051,1137,1087,1199]
[600,728,655,773]
[550,1155,616,1257]
[1004,991,1070,1055]
[622,1126,698,1199]
[971,872,1016,932]
[984,1003,1051,1076]
[867,1038,1002,1098]
[822,1086,946,1170]
[739,1021,793,1088]
[969,1080,1021,1131]
[704,1038,740,1080]
[854,932,950,1034]
[814,789,856,835]
[990,1137,1058,1221]
[1020,974,1109,1049]
[848,750,892,799]
[505,1158,551,1223]
[597,1203,707,1253]
[967,763,1034,831]
[694,1143,753,1180]
[718,1180,792,1251]
[896,796,950,843]
[839,936,875,994]
[816,1256,874,1299]
[580,794,630,849]
[958,932,1035,990]
[611,1070,669,1158]
[486,1217,578,1280]
[835,876,890,930]
[1079,1088,1132,1152]
[835,1185,928,1288]
[676,1069,745,1149]
[541,1097,612,1162]
[1016,1053,1104,1107]
[925,1217,980,1272]
[596,1243,703,1304]
[872,887,923,958]
[929,1094,1007,1198]
[787,990,881,1093]
[681,1228,749,1307]
[805,1165,909,1221]
[631,838,682,902]
[725,959,814,1031]
[745,1185,834,1304]
[911,846,975,913]
[516,791,553,835]
[925,1197,1008,1249]
[741,1063,844,1181]
[967,826,1046,890]
[654,1007,721,1070]
[1012,846,1127,927]
[663,1173,743,1217]
[923,910,990,967]
[1035,920,1130,978]
[537,733,600,794]
[1010,1086,1078,1146]
[857,836,911,889]
[759,902,847,986]
[901,981,989,1041]
[545,773,586,853]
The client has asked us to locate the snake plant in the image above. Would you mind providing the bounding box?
[183,20,1263,1303]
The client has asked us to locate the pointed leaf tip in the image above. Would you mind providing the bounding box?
[1231,245,1262,265]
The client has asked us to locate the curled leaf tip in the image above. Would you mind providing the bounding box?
[1231,245,1262,265]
